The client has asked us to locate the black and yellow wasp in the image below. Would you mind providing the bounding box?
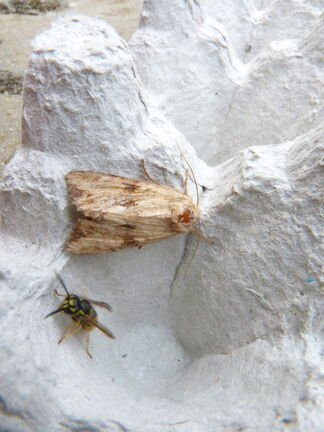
[45,273,115,358]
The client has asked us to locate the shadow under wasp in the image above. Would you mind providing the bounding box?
[45,273,115,358]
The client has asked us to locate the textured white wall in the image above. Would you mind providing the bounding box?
[0,2,323,431]
[131,0,324,166]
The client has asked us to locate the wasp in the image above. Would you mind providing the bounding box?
[45,273,115,358]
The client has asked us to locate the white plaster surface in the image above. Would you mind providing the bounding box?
[0,7,323,432]
[130,0,324,166]
[205,0,323,61]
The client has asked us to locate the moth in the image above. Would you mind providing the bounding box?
[65,161,203,255]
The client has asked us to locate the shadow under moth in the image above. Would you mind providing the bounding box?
[65,164,202,255]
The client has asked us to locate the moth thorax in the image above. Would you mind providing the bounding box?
[178,205,199,227]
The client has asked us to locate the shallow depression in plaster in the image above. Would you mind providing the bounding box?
[41,240,195,404]
[118,325,189,387]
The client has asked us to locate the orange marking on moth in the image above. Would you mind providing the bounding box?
[178,208,193,224]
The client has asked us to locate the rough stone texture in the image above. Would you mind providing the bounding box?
[0,94,22,164]
[130,0,324,166]
[0,8,323,432]
[0,0,65,14]
[0,0,142,165]
[0,70,23,94]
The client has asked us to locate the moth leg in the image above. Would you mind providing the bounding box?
[183,226,214,277]
[191,228,214,244]
[54,289,66,297]
[58,322,82,344]
[140,160,160,185]
[87,299,112,312]
[83,332,93,359]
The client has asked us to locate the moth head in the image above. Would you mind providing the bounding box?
[178,205,200,226]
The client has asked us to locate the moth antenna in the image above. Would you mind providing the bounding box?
[54,272,70,296]
[175,144,199,206]
[140,160,160,185]
[183,169,189,195]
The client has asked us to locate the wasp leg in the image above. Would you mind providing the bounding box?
[83,332,93,359]
[87,299,112,312]
[54,289,66,297]
[140,160,160,185]
[58,322,82,344]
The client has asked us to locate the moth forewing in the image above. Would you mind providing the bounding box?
[65,170,200,255]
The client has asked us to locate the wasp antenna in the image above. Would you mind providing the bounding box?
[44,308,63,320]
[176,143,199,206]
[54,272,70,296]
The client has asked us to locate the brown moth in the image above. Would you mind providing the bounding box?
[65,167,200,254]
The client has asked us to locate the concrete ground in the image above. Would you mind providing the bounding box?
[0,0,142,166]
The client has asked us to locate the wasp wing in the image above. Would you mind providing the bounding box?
[87,299,112,312]
[85,316,115,339]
